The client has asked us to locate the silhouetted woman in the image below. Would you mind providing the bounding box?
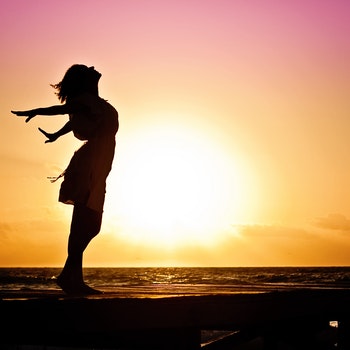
[12,64,119,295]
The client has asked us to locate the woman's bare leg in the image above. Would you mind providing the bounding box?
[57,203,102,295]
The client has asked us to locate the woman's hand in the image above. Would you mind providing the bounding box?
[11,110,37,123]
[38,127,59,143]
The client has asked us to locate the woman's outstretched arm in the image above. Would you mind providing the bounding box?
[11,104,71,123]
[38,121,72,143]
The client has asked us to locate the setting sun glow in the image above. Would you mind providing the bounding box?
[104,122,249,248]
[1,0,350,266]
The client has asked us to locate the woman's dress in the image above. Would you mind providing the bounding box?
[59,93,119,213]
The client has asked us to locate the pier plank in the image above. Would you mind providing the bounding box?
[1,289,350,349]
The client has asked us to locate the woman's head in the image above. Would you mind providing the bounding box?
[51,64,101,103]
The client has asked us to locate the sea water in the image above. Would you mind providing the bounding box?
[1,266,350,295]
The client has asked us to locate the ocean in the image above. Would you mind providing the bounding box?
[1,266,350,296]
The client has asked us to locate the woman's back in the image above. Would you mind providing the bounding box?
[69,93,119,142]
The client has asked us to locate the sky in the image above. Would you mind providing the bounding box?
[0,0,350,267]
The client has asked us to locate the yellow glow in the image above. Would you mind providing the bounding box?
[2,0,350,266]
[104,121,250,249]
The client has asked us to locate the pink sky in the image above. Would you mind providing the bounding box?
[1,0,350,266]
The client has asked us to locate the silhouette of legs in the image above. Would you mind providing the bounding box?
[57,203,103,295]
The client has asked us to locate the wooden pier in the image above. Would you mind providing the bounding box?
[1,288,350,349]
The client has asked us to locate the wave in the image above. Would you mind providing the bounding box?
[1,267,350,292]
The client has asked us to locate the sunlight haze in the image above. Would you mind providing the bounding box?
[1,0,350,266]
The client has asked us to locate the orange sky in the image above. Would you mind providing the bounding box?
[1,0,350,266]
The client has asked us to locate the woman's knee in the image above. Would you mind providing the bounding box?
[89,208,103,237]
[70,203,103,245]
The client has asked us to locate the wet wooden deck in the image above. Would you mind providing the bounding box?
[1,288,350,349]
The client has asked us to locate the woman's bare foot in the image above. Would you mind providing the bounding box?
[57,275,102,296]
[79,283,103,295]
[56,274,76,294]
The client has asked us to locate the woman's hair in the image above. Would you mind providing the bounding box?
[51,64,92,103]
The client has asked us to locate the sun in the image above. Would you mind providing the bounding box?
[104,123,248,248]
